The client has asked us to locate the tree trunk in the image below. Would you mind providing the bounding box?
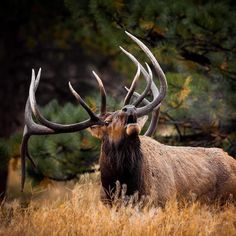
[0,169,8,201]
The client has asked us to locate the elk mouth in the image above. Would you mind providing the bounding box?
[125,114,140,136]
[126,114,137,124]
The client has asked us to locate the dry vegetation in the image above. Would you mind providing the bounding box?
[1,170,236,236]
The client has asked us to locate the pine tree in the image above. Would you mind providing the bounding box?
[64,0,236,155]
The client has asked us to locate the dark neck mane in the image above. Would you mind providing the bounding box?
[100,135,144,195]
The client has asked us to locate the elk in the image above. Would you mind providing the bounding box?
[21,31,236,206]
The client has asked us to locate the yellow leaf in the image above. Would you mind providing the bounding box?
[178,76,192,103]
[114,0,124,11]
[139,20,166,36]
[220,61,227,70]
[139,20,154,30]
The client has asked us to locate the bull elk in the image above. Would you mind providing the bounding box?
[21,31,236,206]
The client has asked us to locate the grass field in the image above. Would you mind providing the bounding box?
[1,169,236,236]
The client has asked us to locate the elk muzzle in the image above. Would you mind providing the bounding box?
[122,105,140,136]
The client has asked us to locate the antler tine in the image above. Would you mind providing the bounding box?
[35,67,41,89]
[123,63,141,105]
[68,82,99,120]
[144,107,160,136]
[119,46,159,102]
[92,71,107,115]
[124,87,150,106]
[29,69,104,132]
[21,127,29,191]
[21,99,55,191]
[135,62,160,136]
[125,31,167,117]
[133,62,153,107]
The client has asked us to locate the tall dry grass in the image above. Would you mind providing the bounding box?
[1,172,236,236]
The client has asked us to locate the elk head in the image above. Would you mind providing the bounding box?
[21,31,167,191]
[88,105,148,144]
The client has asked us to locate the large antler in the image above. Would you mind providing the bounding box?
[20,69,106,191]
[21,31,167,190]
[120,31,167,136]
[125,31,167,117]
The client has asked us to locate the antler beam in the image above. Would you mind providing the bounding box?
[20,69,106,190]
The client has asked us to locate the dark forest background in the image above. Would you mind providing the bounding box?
[0,0,236,200]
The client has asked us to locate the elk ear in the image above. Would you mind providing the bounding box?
[137,115,148,131]
[87,125,104,139]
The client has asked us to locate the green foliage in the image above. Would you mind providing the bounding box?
[165,72,231,127]
[64,0,236,156]
[65,0,236,74]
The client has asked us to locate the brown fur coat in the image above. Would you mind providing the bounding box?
[140,136,236,205]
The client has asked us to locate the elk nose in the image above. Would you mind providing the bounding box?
[122,105,136,115]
